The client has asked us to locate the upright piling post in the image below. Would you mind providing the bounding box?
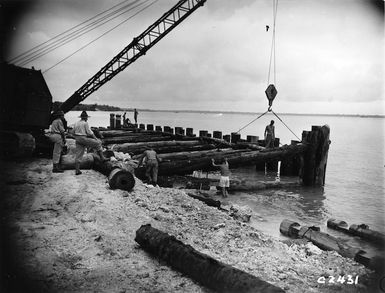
[301,125,330,186]
[109,113,115,130]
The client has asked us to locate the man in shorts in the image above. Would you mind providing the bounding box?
[212,157,230,198]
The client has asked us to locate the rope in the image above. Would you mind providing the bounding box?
[235,110,269,134]
[271,110,301,141]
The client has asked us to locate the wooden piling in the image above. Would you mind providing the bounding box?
[301,125,330,186]
[115,114,122,129]
[109,113,116,129]
[175,127,184,135]
[186,127,194,136]
[223,134,231,142]
[135,224,285,293]
[213,131,222,139]
[231,132,241,143]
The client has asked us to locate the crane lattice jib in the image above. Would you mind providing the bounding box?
[59,0,206,113]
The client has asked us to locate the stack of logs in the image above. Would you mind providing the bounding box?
[92,124,330,187]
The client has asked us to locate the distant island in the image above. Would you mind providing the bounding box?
[52,101,385,118]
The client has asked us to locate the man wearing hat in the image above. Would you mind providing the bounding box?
[48,110,67,173]
[73,111,108,175]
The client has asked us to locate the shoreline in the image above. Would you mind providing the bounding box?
[0,158,381,293]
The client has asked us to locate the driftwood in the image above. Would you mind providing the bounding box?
[135,224,284,293]
[280,219,385,272]
[186,192,221,208]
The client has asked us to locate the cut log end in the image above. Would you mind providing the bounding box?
[108,168,135,191]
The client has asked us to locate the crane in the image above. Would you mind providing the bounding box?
[59,0,206,113]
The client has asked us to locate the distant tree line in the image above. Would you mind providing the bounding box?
[52,101,122,112]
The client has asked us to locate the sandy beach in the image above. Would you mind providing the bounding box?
[0,157,381,293]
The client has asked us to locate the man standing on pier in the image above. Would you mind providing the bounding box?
[264,120,275,148]
[134,109,139,124]
[211,158,230,198]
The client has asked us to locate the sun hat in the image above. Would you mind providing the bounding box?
[79,111,90,118]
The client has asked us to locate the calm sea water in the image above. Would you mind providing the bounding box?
[66,111,385,250]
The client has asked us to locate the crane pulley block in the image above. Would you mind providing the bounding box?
[265,84,277,109]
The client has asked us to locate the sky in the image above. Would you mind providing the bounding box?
[3,0,385,115]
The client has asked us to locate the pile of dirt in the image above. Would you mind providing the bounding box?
[0,158,379,293]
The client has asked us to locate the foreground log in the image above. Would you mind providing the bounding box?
[186,192,221,208]
[327,218,385,245]
[280,219,385,272]
[135,224,284,293]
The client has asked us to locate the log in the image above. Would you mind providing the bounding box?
[103,135,174,144]
[93,156,135,191]
[186,192,221,208]
[135,224,284,293]
[111,140,208,155]
[60,139,94,169]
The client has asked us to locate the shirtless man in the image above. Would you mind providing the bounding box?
[138,148,161,186]
[212,158,230,198]
[264,120,275,148]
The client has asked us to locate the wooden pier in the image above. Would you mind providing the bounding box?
[84,117,331,188]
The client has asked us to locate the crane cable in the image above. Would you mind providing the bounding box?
[267,0,278,86]
[18,0,149,67]
[236,0,300,142]
[43,0,158,73]
[9,0,139,64]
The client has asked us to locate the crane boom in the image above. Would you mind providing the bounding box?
[59,0,206,113]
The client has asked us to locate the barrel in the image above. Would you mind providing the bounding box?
[155,126,162,132]
[108,168,135,191]
[147,124,154,131]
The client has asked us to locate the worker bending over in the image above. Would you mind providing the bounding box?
[138,147,161,186]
